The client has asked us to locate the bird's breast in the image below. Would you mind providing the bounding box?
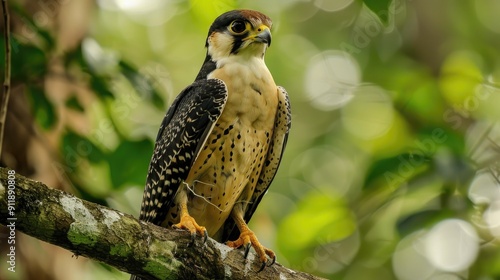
[208,57,278,128]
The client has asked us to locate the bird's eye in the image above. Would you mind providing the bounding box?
[229,20,247,34]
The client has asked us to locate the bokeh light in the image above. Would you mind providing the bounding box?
[97,0,178,26]
[466,121,500,166]
[427,274,464,280]
[475,0,500,33]
[290,147,357,196]
[468,171,500,205]
[314,230,360,274]
[341,85,394,140]
[393,230,435,280]
[304,50,361,111]
[439,50,483,107]
[483,200,500,237]
[424,219,479,272]
[82,38,119,74]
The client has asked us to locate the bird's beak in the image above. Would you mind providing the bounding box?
[245,25,272,46]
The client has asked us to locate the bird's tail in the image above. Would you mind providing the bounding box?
[130,275,142,280]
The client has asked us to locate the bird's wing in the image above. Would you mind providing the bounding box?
[222,86,291,242]
[139,78,228,224]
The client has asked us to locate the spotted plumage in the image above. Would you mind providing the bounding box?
[139,78,228,223]
[132,9,291,279]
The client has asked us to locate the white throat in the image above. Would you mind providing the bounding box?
[207,40,268,69]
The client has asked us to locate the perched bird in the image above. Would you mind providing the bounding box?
[132,9,291,278]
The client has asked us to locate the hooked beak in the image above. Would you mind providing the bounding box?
[245,26,272,46]
[255,28,272,46]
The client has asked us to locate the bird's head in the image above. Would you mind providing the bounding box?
[206,10,272,61]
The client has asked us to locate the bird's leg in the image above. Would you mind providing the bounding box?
[172,191,208,244]
[226,204,276,271]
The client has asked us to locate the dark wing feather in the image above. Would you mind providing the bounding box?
[139,78,228,224]
[222,86,291,242]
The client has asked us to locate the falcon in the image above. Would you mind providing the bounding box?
[133,9,291,277]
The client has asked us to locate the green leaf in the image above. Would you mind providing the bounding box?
[61,130,107,165]
[363,0,392,24]
[107,139,154,189]
[65,96,85,112]
[63,44,86,69]
[364,153,432,189]
[396,209,453,237]
[0,38,47,82]
[416,127,465,155]
[27,87,57,130]
[90,75,115,99]
[62,45,115,100]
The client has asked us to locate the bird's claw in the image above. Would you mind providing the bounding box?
[244,243,252,259]
[172,215,207,246]
[203,229,208,244]
[267,254,276,266]
[257,248,276,272]
[226,228,276,272]
[189,232,196,246]
[258,261,266,272]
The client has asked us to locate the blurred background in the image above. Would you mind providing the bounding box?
[1,0,500,279]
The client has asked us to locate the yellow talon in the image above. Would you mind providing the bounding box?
[173,203,208,244]
[227,208,276,271]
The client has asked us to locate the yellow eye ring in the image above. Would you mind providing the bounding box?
[229,20,248,34]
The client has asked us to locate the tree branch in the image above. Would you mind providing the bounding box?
[0,0,11,159]
[0,167,324,280]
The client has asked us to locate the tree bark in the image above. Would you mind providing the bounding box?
[0,167,324,280]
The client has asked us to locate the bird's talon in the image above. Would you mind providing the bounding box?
[203,230,208,244]
[228,227,276,271]
[258,261,266,272]
[172,214,206,245]
[267,255,276,266]
[244,243,252,258]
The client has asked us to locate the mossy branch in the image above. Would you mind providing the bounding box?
[0,167,324,280]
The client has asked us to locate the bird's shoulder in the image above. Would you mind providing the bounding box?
[155,78,228,141]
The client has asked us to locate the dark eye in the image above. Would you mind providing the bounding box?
[230,20,247,34]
